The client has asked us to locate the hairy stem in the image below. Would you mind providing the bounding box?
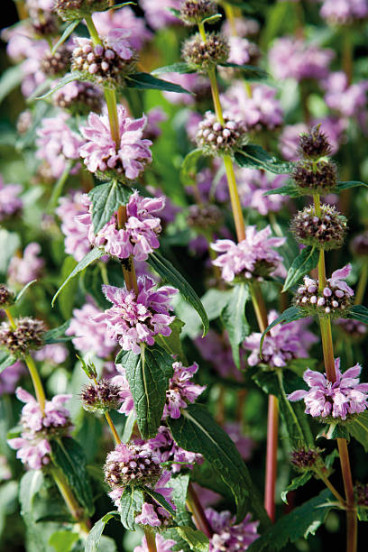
[144,528,158,552]
[50,465,90,533]
[187,483,213,538]
[105,412,121,445]
[337,438,358,552]
[84,15,102,46]
[265,395,279,522]
[24,355,46,414]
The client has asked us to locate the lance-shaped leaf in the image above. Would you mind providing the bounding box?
[125,72,192,94]
[175,527,209,552]
[51,437,94,516]
[33,72,83,100]
[234,145,293,175]
[0,351,17,374]
[347,411,368,452]
[123,345,173,439]
[346,304,368,325]
[120,486,145,531]
[85,512,119,552]
[15,279,38,303]
[263,183,301,197]
[142,487,176,516]
[152,62,196,75]
[281,472,312,504]
[147,252,209,336]
[336,180,368,191]
[168,404,270,528]
[260,306,305,355]
[156,318,186,361]
[220,283,250,368]
[44,320,71,344]
[88,180,133,234]
[247,489,333,552]
[219,62,268,80]
[282,247,319,292]
[51,20,81,54]
[52,248,104,306]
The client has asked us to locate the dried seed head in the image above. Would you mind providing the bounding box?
[40,46,72,77]
[81,379,122,413]
[71,39,137,88]
[298,125,331,159]
[186,204,223,229]
[53,81,103,115]
[292,159,337,195]
[196,111,247,156]
[0,317,46,357]
[54,0,110,21]
[180,0,217,25]
[182,32,230,71]
[291,448,320,470]
[104,443,162,489]
[294,277,353,318]
[0,285,15,308]
[291,203,347,250]
[351,231,368,257]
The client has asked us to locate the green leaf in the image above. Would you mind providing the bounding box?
[51,20,81,54]
[88,180,133,234]
[0,351,17,373]
[336,180,368,191]
[122,410,137,443]
[142,487,176,516]
[147,252,209,336]
[181,149,203,185]
[168,404,270,528]
[33,72,83,100]
[220,283,250,368]
[51,437,94,516]
[152,62,195,75]
[201,289,233,321]
[58,256,78,319]
[176,527,209,552]
[49,531,79,552]
[247,490,333,551]
[15,279,38,303]
[281,472,312,504]
[85,512,119,552]
[126,72,192,94]
[202,13,222,24]
[44,320,71,344]
[156,318,186,361]
[234,145,293,175]
[346,305,368,325]
[109,1,135,10]
[52,247,104,306]
[0,65,23,104]
[219,62,268,80]
[282,247,319,292]
[120,486,145,530]
[123,345,173,439]
[347,411,368,452]
[263,183,301,197]
[260,306,305,355]
[0,229,21,276]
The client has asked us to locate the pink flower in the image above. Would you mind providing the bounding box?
[269,37,334,82]
[323,72,368,119]
[66,300,117,358]
[0,175,23,221]
[0,361,26,396]
[93,7,152,51]
[236,168,288,215]
[8,242,44,286]
[92,277,177,354]
[33,344,68,364]
[145,426,203,473]
[36,113,83,178]
[56,191,92,262]
[79,105,152,180]
[206,508,259,551]
[320,0,368,24]
[134,534,181,552]
[211,226,286,282]
[244,311,318,368]
[164,361,206,419]
[288,358,368,420]
[141,0,182,29]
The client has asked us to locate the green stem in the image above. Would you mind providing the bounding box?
[186,483,213,538]
[24,355,46,414]
[223,154,246,242]
[207,67,225,124]
[84,15,102,46]
[105,412,121,445]
[319,317,336,383]
[355,259,368,305]
[104,87,120,146]
[316,469,346,506]
[50,465,90,534]
[144,528,158,552]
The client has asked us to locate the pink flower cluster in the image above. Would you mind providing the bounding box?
[323,72,368,119]
[288,358,368,420]
[244,311,318,368]
[145,426,204,473]
[56,191,91,262]
[93,7,152,51]
[78,191,164,262]
[93,278,177,354]
[8,242,45,286]
[320,0,368,25]
[206,508,259,551]
[236,169,288,215]
[80,105,152,180]
[8,388,72,469]
[211,226,286,282]
[0,176,23,221]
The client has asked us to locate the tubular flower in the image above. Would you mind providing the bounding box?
[288,358,368,420]
[0,176,23,221]
[206,508,259,551]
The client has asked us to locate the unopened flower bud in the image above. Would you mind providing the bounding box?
[0,285,15,308]
[0,317,46,357]
[182,32,230,71]
[292,159,337,195]
[104,443,161,489]
[291,448,320,470]
[291,204,347,250]
[196,111,247,156]
[40,46,72,77]
[81,379,122,413]
[54,0,110,21]
[180,0,217,25]
[298,126,331,159]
